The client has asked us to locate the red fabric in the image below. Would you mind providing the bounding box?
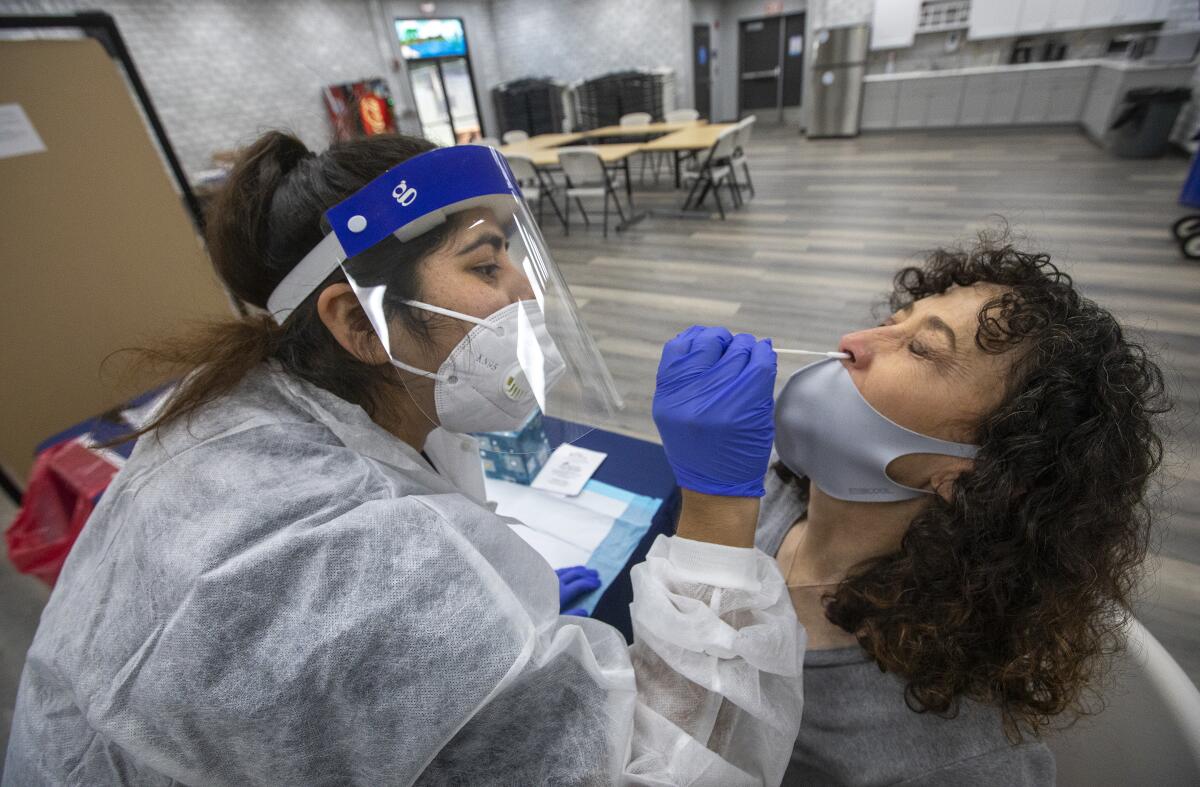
[5,440,120,586]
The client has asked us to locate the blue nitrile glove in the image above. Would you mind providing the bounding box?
[556,566,600,616]
[652,325,777,497]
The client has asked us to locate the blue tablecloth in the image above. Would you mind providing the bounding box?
[544,419,681,642]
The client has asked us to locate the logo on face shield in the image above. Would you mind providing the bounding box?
[392,180,418,206]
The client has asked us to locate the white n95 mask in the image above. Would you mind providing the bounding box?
[388,299,566,434]
[774,358,979,502]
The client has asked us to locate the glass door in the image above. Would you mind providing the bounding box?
[409,60,455,147]
[440,57,482,143]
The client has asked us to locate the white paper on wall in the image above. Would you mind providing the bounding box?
[0,104,47,160]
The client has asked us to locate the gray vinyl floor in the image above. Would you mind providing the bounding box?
[2,124,1198,763]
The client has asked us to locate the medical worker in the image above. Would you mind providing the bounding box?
[4,132,804,785]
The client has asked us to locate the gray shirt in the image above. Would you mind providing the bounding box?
[756,470,1055,786]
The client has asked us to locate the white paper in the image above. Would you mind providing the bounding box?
[0,104,47,160]
[507,523,592,569]
[531,444,607,497]
[485,476,617,555]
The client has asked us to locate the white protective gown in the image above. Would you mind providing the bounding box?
[4,363,805,786]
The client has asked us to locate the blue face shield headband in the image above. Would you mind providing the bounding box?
[267,145,521,323]
[263,144,624,449]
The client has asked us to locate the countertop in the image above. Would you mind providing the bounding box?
[863,58,1198,82]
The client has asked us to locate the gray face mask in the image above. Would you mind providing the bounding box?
[774,358,980,502]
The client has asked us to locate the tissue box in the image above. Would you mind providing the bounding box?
[475,411,553,485]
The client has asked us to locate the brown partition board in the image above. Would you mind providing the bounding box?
[0,39,233,483]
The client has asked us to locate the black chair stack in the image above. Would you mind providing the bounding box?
[572,70,674,129]
[492,78,564,137]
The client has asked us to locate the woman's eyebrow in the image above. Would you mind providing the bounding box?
[920,315,957,351]
[456,231,505,256]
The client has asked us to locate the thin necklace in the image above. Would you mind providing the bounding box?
[784,527,845,589]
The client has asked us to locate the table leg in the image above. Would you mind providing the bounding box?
[616,156,647,231]
[673,150,681,189]
[624,158,633,210]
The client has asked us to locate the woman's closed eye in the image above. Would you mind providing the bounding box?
[473,261,501,280]
[908,339,933,358]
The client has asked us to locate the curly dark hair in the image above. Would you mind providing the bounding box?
[777,234,1169,739]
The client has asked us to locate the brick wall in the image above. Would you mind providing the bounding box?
[487,0,691,113]
[3,0,393,178]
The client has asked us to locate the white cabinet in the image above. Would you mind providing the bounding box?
[1020,0,1055,33]
[958,74,993,125]
[1081,64,1122,138]
[1017,71,1056,122]
[863,63,1190,135]
[969,0,1025,40]
[896,80,929,128]
[986,72,1025,124]
[1083,0,1122,28]
[1117,0,1170,24]
[981,0,1171,38]
[928,77,966,126]
[1016,68,1092,123]
[1022,0,1101,33]
[871,0,922,50]
[892,76,965,128]
[861,80,900,129]
[1086,0,1170,27]
[1049,0,1089,30]
[1046,68,1093,123]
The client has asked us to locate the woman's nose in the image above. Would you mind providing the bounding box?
[511,278,536,302]
[838,330,874,368]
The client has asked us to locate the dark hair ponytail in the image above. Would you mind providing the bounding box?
[123,130,443,441]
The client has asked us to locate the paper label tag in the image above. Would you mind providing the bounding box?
[0,104,47,160]
[531,444,607,497]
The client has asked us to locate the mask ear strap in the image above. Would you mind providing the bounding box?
[403,299,501,333]
[883,445,979,497]
[388,357,449,384]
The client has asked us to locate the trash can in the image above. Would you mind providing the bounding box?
[1110,87,1193,158]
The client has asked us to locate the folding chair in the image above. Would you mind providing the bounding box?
[504,153,565,230]
[729,115,756,201]
[557,147,628,238]
[619,112,653,183]
[681,127,740,219]
[652,109,703,182]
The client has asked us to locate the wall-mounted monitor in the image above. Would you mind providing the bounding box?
[395,18,467,60]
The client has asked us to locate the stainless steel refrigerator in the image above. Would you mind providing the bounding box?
[806,24,870,138]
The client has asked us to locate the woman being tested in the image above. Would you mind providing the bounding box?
[4,133,803,785]
[760,241,1167,785]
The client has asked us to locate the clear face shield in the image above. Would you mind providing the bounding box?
[267,145,624,457]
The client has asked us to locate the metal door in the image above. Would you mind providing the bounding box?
[739,16,782,115]
[693,24,712,118]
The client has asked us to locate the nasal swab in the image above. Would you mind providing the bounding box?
[774,348,852,359]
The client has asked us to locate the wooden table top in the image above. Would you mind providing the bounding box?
[637,123,738,152]
[506,143,645,168]
[581,120,705,139]
[498,132,586,156]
